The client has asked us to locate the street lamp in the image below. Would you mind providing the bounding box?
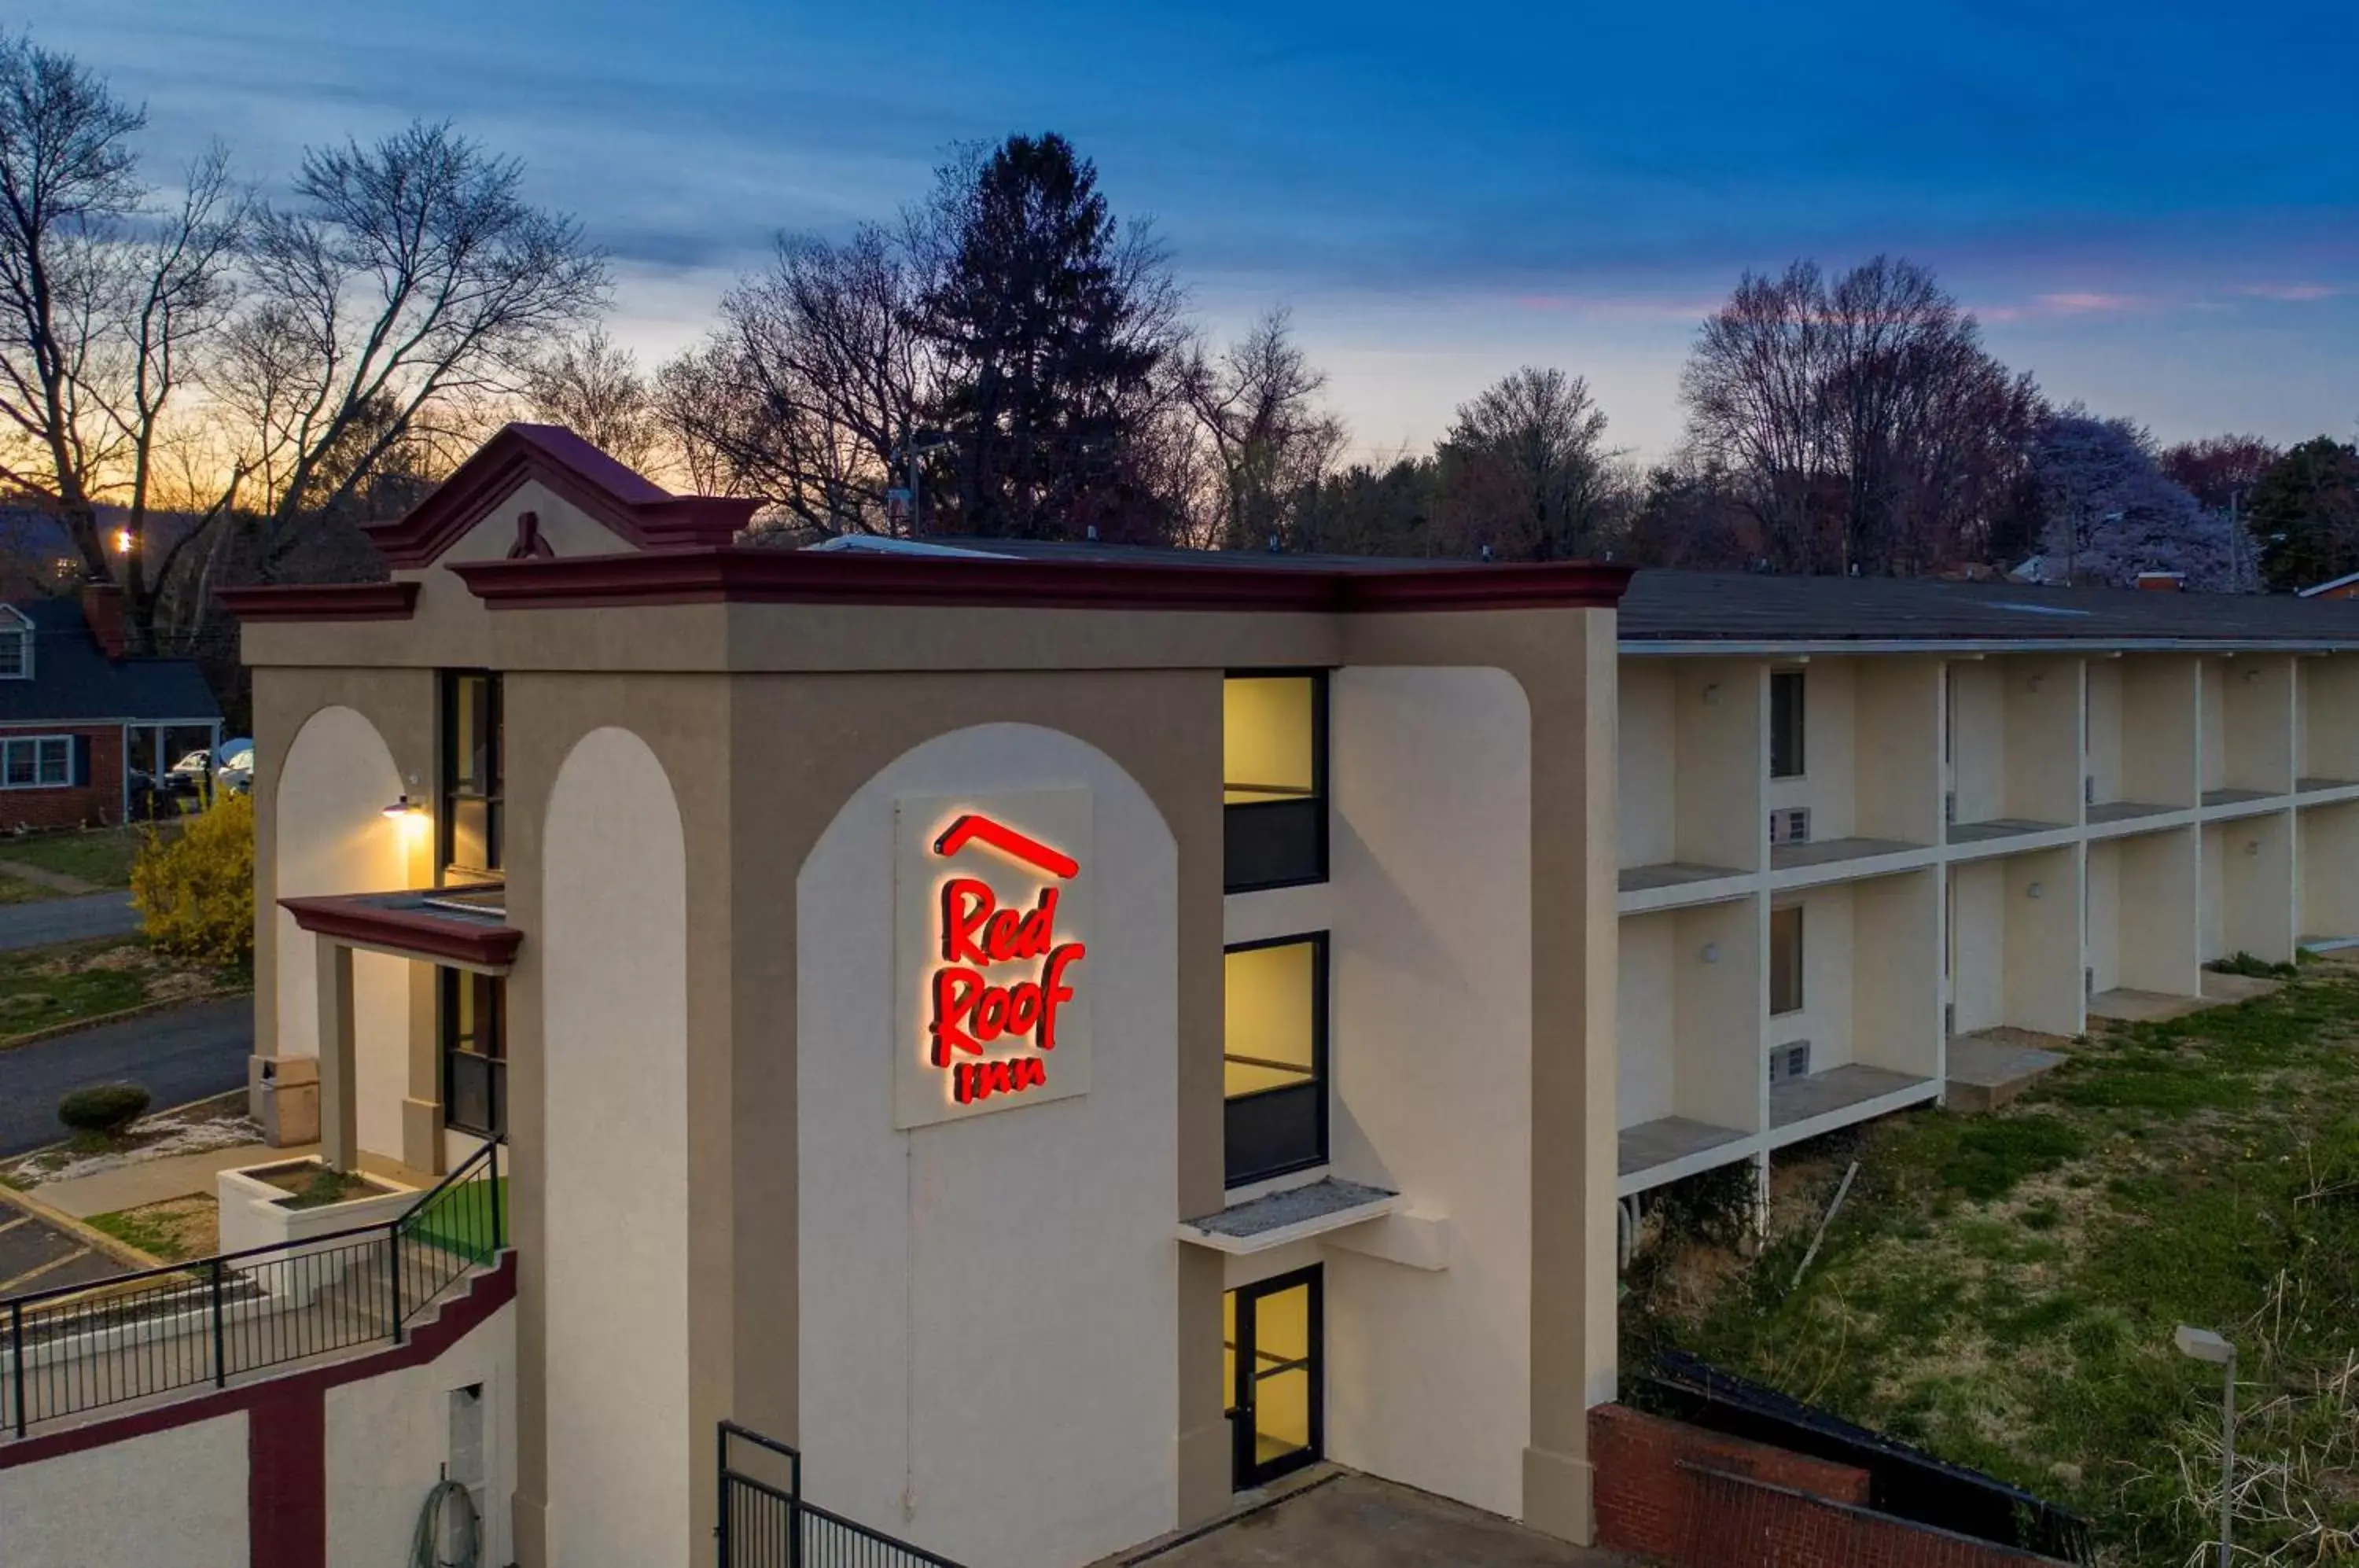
[2174,1323,2236,1568]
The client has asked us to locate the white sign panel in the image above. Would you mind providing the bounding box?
[893,789,1093,1129]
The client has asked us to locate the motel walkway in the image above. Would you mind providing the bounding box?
[1110,1470,1632,1568]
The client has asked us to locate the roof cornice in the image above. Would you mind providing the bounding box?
[281,893,521,969]
[360,424,758,569]
[216,582,420,623]
[446,547,1636,614]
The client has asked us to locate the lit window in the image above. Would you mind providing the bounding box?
[441,672,502,879]
[441,970,507,1137]
[1224,672,1327,892]
[0,734,74,790]
[1770,668,1806,779]
[1224,934,1327,1187]
[1770,905,1805,1016]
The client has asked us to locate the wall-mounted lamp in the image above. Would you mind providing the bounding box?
[2026,675,2045,693]
[381,794,425,820]
[2245,839,2261,857]
[2026,882,2045,900]
[1701,683,1721,706]
[2243,667,2264,684]
[1699,942,1720,965]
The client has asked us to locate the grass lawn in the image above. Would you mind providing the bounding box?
[85,1194,217,1263]
[0,826,156,889]
[0,936,242,1045]
[1624,962,2359,1566]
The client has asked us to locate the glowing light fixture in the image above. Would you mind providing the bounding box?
[111,527,134,555]
[382,794,424,820]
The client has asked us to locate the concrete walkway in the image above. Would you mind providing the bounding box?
[37,1139,316,1220]
[0,890,138,951]
[1109,1471,1630,1567]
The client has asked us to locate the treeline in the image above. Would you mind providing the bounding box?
[13,24,2359,673]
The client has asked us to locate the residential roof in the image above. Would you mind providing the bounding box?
[1615,569,2359,649]
[2298,570,2359,598]
[0,598,220,724]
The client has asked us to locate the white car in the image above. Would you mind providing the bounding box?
[214,739,256,796]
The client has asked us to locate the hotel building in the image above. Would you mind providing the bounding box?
[5,424,2357,1568]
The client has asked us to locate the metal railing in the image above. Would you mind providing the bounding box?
[4,1139,503,1440]
[718,1422,966,1568]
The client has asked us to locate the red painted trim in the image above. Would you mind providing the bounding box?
[449,547,1636,614]
[281,894,521,968]
[362,424,756,569]
[0,1253,515,1471]
[246,1378,326,1568]
[215,583,420,623]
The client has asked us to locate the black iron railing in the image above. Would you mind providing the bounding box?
[3,1139,503,1440]
[718,1422,966,1568]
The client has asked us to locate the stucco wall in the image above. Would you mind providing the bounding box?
[1767,659,1854,840]
[540,727,691,1568]
[2213,812,2295,963]
[1770,887,1854,1072]
[2301,804,2359,938]
[1617,664,1674,869]
[1851,871,1939,1077]
[0,1414,248,1568]
[1327,665,1533,1518]
[796,723,1180,1568]
[325,1301,517,1566]
[2117,829,2200,994]
[273,704,413,1165]
[1617,913,1675,1127]
[1948,662,2006,824]
[1949,859,2004,1034]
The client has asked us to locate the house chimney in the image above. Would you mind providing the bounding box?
[2135,571,2185,593]
[81,581,126,657]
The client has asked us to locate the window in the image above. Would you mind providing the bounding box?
[1224,672,1327,892]
[0,734,74,790]
[1769,904,1805,1016]
[1770,668,1806,778]
[1223,934,1328,1187]
[441,672,502,880]
[0,628,30,679]
[441,970,506,1137]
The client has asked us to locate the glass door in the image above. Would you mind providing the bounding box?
[1226,1266,1323,1489]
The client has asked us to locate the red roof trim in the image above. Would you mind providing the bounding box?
[216,582,420,622]
[281,893,521,968]
[361,423,759,570]
[447,548,1635,614]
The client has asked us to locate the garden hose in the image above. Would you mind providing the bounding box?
[408,1476,481,1568]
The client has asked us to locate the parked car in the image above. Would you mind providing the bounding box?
[214,738,255,797]
[165,749,217,795]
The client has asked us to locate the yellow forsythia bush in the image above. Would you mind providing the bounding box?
[131,792,256,968]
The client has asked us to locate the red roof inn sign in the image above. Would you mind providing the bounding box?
[894,790,1094,1129]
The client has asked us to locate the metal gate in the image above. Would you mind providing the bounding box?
[717,1423,966,1568]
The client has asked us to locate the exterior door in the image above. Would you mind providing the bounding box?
[1226,1266,1323,1489]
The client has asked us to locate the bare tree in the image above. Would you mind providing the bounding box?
[1681,256,2037,576]
[1436,366,1621,560]
[527,326,659,473]
[1177,308,1346,550]
[0,35,248,648]
[219,120,606,574]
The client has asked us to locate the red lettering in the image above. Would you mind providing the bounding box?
[951,1055,1049,1105]
[1036,944,1084,1051]
[929,966,984,1066]
[940,879,994,964]
[1014,888,1059,959]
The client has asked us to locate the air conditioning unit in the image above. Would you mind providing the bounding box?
[1768,808,1812,846]
[1769,1041,1812,1084]
[2085,775,2096,805]
[1944,790,1958,825]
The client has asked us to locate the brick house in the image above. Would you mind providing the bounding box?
[0,587,222,831]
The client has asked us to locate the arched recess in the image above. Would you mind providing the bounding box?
[274,705,412,1165]
[540,726,690,1568]
[795,721,1180,1568]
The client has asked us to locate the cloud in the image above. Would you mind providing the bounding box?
[2237,282,2341,302]
[2033,291,2143,314]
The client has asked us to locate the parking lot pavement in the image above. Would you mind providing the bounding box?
[0,996,253,1157]
[0,1205,130,1296]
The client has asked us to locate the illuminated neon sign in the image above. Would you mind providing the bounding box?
[895,792,1093,1128]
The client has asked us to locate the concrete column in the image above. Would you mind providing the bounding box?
[315,937,357,1169]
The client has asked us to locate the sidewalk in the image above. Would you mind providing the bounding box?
[36,1140,315,1220]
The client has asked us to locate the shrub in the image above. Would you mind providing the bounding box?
[57,1082,150,1137]
[131,792,254,968]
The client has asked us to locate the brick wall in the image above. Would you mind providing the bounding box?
[0,725,121,830]
[1590,1404,2058,1568]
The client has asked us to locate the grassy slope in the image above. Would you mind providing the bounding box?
[0,827,151,889]
[1625,965,2359,1566]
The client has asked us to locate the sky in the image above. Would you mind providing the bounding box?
[33,0,2359,466]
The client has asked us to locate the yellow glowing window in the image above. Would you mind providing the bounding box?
[1224,939,1322,1099]
[1224,675,1319,805]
